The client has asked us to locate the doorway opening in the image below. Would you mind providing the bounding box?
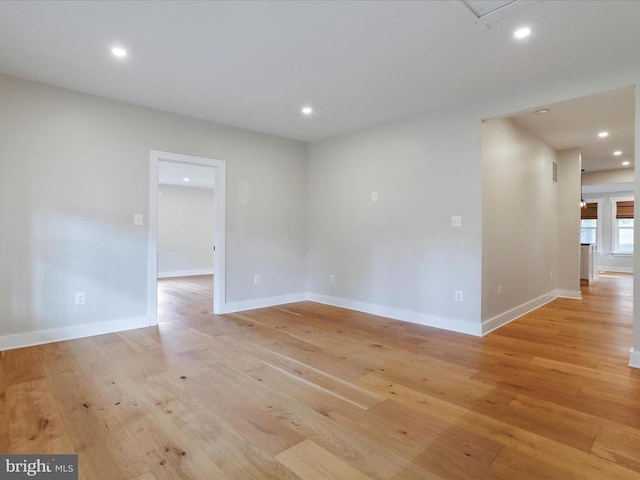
[481,86,635,335]
[148,151,226,325]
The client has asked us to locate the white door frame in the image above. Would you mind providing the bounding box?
[148,150,226,324]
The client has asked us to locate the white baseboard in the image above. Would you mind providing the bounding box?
[482,292,557,336]
[629,348,640,369]
[306,293,482,336]
[0,287,586,352]
[556,289,582,299]
[222,293,308,314]
[0,315,151,352]
[158,269,213,278]
[597,266,633,274]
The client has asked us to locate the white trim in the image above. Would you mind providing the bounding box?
[307,293,482,336]
[223,293,308,314]
[580,197,603,248]
[149,151,226,322]
[610,195,634,254]
[597,266,633,273]
[481,292,557,335]
[556,290,582,299]
[0,316,150,352]
[158,269,214,278]
[149,156,159,325]
[629,348,640,369]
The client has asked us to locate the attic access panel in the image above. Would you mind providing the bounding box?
[462,0,519,19]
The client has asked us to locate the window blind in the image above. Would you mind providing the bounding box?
[581,202,598,220]
[616,200,634,219]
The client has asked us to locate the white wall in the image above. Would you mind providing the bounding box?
[633,88,640,361]
[158,184,214,277]
[556,149,582,297]
[583,190,634,273]
[482,118,560,327]
[307,111,483,335]
[0,73,307,342]
[584,168,634,185]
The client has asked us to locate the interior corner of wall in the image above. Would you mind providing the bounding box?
[629,347,640,369]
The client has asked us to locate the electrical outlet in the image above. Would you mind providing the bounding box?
[75,292,85,305]
[329,274,336,284]
[253,275,260,285]
[497,284,502,295]
[454,290,463,302]
[371,192,378,202]
[451,216,462,227]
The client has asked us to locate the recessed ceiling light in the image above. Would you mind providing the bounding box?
[613,150,622,156]
[183,177,190,182]
[301,106,313,116]
[622,161,630,166]
[535,108,549,114]
[514,27,531,39]
[597,131,609,138]
[111,47,127,58]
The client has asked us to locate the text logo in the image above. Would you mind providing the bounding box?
[0,455,78,479]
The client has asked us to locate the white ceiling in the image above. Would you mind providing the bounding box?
[158,161,215,189]
[509,87,635,172]
[0,1,639,142]
[583,183,633,195]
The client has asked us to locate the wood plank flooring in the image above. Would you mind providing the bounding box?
[1,273,640,479]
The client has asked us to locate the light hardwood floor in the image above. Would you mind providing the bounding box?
[1,273,640,479]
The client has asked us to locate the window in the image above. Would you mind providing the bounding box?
[581,219,597,244]
[580,202,598,245]
[613,199,634,254]
[617,218,634,253]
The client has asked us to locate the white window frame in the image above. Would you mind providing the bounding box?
[581,198,603,251]
[611,195,634,255]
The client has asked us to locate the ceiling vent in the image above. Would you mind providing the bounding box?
[461,0,519,19]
